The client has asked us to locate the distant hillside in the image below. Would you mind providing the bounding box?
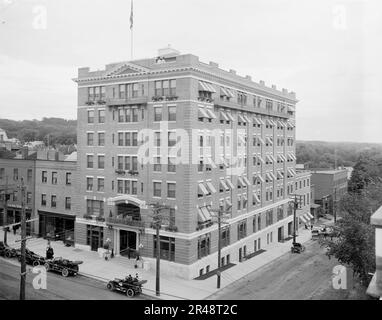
[296,140,382,169]
[0,118,77,145]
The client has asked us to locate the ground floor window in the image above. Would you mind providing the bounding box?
[198,233,210,259]
[153,236,175,261]
[39,211,74,244]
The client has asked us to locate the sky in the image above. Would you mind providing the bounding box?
[0,0,381,143]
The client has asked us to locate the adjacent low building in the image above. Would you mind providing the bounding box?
[310,169,348,217]
[367,206,382,299]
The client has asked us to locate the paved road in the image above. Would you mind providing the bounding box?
[0,258,152,300]
[208,240,341,300]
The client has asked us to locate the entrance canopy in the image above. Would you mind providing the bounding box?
[107,195,147,209]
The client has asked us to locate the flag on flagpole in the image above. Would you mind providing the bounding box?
[130,0,133,30]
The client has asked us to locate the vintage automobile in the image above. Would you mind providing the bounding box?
[44,257,83,277]
[0,241,18,258]
[291,242,305,254]
[106,276,147,297]
[16,249,45,266]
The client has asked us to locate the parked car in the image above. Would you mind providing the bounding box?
[44,257,83,277]
[291,242,305,254]
[16,249,45,266]
[107,276,147,297]
[0,241,17,258]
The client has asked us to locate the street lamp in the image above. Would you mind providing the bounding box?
[289,194,303,244]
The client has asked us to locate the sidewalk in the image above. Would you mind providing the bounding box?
[0,219,332,300]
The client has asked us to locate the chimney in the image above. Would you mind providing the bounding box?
[259,80,265,86]
[271,84,277,90]
[229,69,236,75]
[282,88,288,94]
[157,45,180,58]
[209,61,219,68]
[245,75,252,81]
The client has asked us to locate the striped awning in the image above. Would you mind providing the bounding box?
[277,154,285,162]
[243,176,251,186]
[225,198,232,207]
[198,107,210,119]
[225,178,235,189]
[206,181,217,194]
[299,215,308,223]
[266,137,273,145]
[265,173,274,181]
[254,174,265,184]
[287,169,295,177]
[220,87,230,97]
[199,81,216,93]
[306,212,314,219]
[252,192,260,203]
[237,176,246,187]
[277,171,284,179]
[220,179,229,191]
[220,110,229,121]
[288,153,297,161]
[243,114,251,123]
[225,112,235,121]
[258,137,265,145]
[253,117,262,125]
[198,183,209,195]
[238,114,246,123]
[198,206,212,222]
[269,172,277,180]
[205,108,216,119]
[226,88,235,98]
[257,155,265,164]
[280,154,288,162]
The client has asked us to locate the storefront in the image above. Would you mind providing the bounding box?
[38,211,75,245]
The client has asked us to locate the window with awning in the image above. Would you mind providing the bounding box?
[243,114,251,123]
[299,215,308,223]
[225,198,232,207]
[237,176,246,187]
[252,192,260,203]
[287,169,295,177]
[225,178,235,189]
[266,137,273,145]
[199,81,216,93]
[277,171,284,179]
[220,179,229,191]
[288,153,297,161]
[269,172,277,180]
[255,174,265,183]
[266,119,273,126]
[206,181,217,194]
[198,107,210,119]
[253,118,262,125]
[243,176,251,186]
[205,108,216,119]
[280,154,287,162]
[265,173,274,181]
[198,206,212,222]
[306,212,314,219]
[258,137,265,145]
[225,112,235,121]
[220,87,230,97]
[287,105,295,112]
[238,114,246,123]
[225,88,235,98]
[277,154,285,162]
[257,155,265,164]
[220,110,229,121]
[198,183,209,195]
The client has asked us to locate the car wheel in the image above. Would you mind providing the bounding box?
[61,268,69,277]
[32,260,40,267]
[44,262,50,271]
[5,250,12,258]
[126,288,135,297]
[107,282,114,291]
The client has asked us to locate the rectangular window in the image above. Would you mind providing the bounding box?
[167,183,176,198]
[198,234,211,259]
[153,236,175,261]
[154,132,161,147]
[87,132,94,146]
[0,168,4,180]
[162,80,169,96]
[155,81,162,96]
[87,177,93,191]
[86,200,104,216]
[87,110,94,123]
[117,180,124,193]
[27,169,32,182]
[132,157,138,171]
[132,132,138,146]
[131,181,137,195]
[168,132,176,147]
[87,155,94,168]
[66,172,71,185]
[97,178,104,192]
[51,172,58,185]
[41,194,46,206]
[124,132,131,146]
[154,107,162,121]
[153,157,161,172]
[153,182,161,197]
[26,192,32,204]
[65,197,71,210]
[238,220,247,240]
[118,133,124,146]
[125,108,131,122]
[119,84,126,99]
[124,156,131,171]
[167,157,176,173]
[51,195,57,208]
[98,132,105,146]
[118,108,124,122]
[169,79,176,96]
[98,109,105,123]
[168,106,176,121]
[13,168,18,181]
[13,190,18,201]
[132,108,138,122]
[42,171,47,183]
[98,155,105,169]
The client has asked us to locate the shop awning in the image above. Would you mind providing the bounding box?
[306,212,314,219]
[299,215,308,223]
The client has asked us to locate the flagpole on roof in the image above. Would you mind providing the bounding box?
[130,0,133,60]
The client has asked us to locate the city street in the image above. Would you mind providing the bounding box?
[0,258,152,300]
[208,240,353,300]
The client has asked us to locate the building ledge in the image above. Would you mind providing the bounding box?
[366,273,382,298]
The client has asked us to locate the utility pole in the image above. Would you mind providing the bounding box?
[149,202,170,297]
[333,188,337,223]
[290,194,303,245]
[19,177,27,300]
[210,206,231,289]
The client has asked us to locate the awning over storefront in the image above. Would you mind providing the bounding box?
[306,212,314,219]
[299,215,308,223]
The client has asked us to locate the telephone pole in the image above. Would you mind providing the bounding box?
[210,206,232,289]
[333,188,337,223]
[18,177,27,300]
[149,202,170,297]
[290,194,303,245]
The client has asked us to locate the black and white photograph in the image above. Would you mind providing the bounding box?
[0,0,381,309]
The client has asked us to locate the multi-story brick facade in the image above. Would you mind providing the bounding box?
[72,48,306,279]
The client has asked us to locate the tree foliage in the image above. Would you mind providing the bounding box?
[0,118,77,145]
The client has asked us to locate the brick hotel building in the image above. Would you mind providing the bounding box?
[70,47,308,279]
